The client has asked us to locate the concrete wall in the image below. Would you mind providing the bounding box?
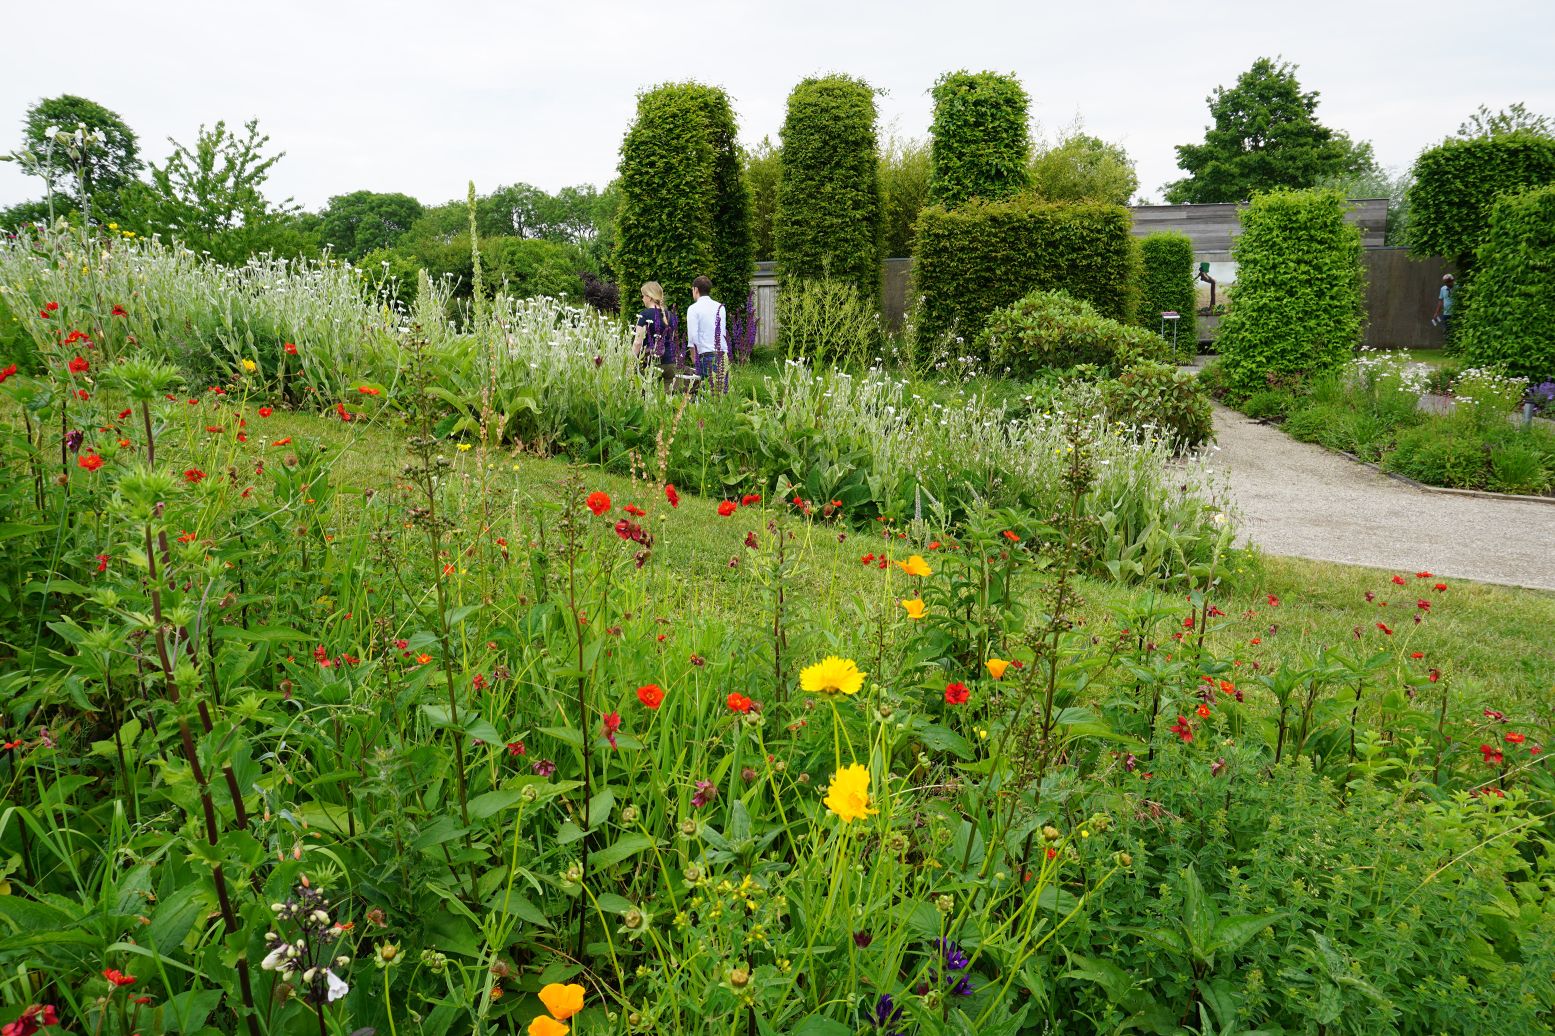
[750,258,916,346]
[1129,198,1388,250]
[1362,248,1453,349]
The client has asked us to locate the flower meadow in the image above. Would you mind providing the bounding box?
[2,226,1555,1035]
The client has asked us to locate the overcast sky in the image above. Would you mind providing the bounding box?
[3,0,1552,212]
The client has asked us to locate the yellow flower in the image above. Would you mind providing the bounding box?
[800,656,865,696]
[538,982,585,1020]
[107,222,118,230]
[241,358,257,372]
[528,1016,568,1036]
[900,598,926,620]
[824,763,878,823]
[896,554,933,577]
[986,658,1011,680]
[457,442,472,452]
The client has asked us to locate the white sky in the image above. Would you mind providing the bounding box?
[3,0,1552,211]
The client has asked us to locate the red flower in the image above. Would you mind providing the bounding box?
[3,1003,60,1036]
[601,711,621,750]
[357,386,381,395]
[257,407,273,417]
[637,683,665,709]
[1506,732,1526,744]
[1169,715,1193,743]
[1046,847,1058,861]
[183,468,206,483]
[75,389,90,400]
[1267,594,1280,607]
[1417,599,1430,611]
[1002,530,1020,542]
[1480,743,1504,766]
[740,493,761,506]
[0,363,16,383]
[39,308,53,319]
[1375,622,1393,635]
[625,504,645,517]
[1196,703,1211,718]
[1249,637,1262,645]
[204,425,224,434]
[944,682,969,705]
[1410,651,1424,659]
[284,342,298,355]
[665,483,679,508]
[77,452,103,472]
[111,305,128,317]
[1415,571,1432,579]
[743,531,758,549]
[273,436,292,446]
[103,968,137,987]
[1391,575,1405,586]
[1433,582,1447,592]
[507,740,526,756]
[586,491,612,516]
[45,302,58,312]
[726,692,753,714]
[68,355,91,374]
[95,554,109,572]
[717,500,737,517]
[860,553,876,565]
[336,403,353,422]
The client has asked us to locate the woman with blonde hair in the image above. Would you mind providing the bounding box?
[632,281,669,366]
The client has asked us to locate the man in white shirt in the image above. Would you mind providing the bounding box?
[686,275,730,389]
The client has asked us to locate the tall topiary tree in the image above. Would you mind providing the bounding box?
[1137,231,1198,359]
[927,71,1031,208]
[774,74,881,297]
[1406,131,1555,276]
[683,83,754,307]
[1457,185,1555,381]
[1215,189,1364,398]
[615,85,718,309]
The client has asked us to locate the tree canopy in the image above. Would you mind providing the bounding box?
[1164,58,1373,204]
[1029,123,1138,205]
[318,191,424,260]
[21,94,142,204]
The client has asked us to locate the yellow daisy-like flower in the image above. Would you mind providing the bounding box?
[456,442,473,452]
[241,358,257,372]
[537,982,585,1021]
[896,554,933,577]
[528,1016,568,1036]
[900,598,926,620]
[986,658,1011,680]
[800,656,865,696]
[824,763,878,823]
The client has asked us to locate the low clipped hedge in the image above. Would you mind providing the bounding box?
[1457,184,1555,381]
[914,197,1134,344]
[1136,231,1198,360]
[978,289,1169,378]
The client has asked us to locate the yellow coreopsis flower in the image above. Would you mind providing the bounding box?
[896,554,933,577]
[456,442,473,452]
[241,358,257,372]
[538,983,585,1020]
[901,598,926,620]
[824,763,878,823]
[800,656,865,696]
[986,658,1011,680]
[528,1016,568,1036]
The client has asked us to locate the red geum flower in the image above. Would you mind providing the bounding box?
[726,692,753,714]
[1506,732,1526,744]
[860,553,876,564]
[1169,715,1193,743]
[39,308,52,319]
[624,504,645,517]
[44,302,58,312]
[1376,622,1393,635]
[336,402,353,422]
[1196,703,1211,718]
[183,468,206,483]
[740,493,761,506]
[75,389,90,400]
[1002,530,1020,542]
[1484,708,1505,722]
[1415,571,1432,578]
[602,711,621,749]
[95,554,109,573]
[103,968,137,987]
[78,452,103,472]
[111,305,128,317]
[1411,651,1425,659]
[665,483,679,508]
[1433,582,1447,592]
[357,385,380,395]
[67,355,89,374]
[717,500,737,517]
[1417,599,1431,611]
[1480,743,1504,766]
[586,490,611,516]
[944,682,969,705]
[3,1003,60,1036]
[743,531,758,549]
[257,406,273,417]
[0,363,16,383]
[283,342,297,355]
[1267,594,1280,607]
[507,740,525,756]
[637,683,665,709]
[1391,575,1406,586]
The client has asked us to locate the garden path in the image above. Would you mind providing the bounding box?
[1208,405,1555,592]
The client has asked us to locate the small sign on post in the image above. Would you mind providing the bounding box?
[1159,311,1180,354]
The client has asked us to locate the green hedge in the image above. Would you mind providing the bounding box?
[978,289,1167,378]
[1102,360,1214,454]
[615,82,752,308]
[913,197,1135,343]
[1215,189,1364,397]
[927,71,1031,208]
[774,75,881,297]
[1407,131,1555,272]
[1457,184,1555,380]
[1136,231,1198,359]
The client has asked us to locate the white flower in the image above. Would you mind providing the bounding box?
[324,969,350,1002]
[261,944,291,971]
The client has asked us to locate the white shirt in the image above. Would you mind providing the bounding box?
[687,295,730,355]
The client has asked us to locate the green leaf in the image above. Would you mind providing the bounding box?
[588,833,656,870]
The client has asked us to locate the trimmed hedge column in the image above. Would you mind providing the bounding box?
[927,71,1031,208]
[1215,189,1364,398]
[774,75,881,297]
[1458,184,1555,381]
[1407,131,1555,275]
[1137,231,1198,359]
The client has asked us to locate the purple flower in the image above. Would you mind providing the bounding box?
[871,993,905,1033]
[65,429,83,454]
[532,759,556,777]
[691,779,717,808]
[936,938,969,971]
[853,930,873,948]
[949,974,975,997]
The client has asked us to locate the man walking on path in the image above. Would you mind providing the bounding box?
[687,275,730,390]
[1432,273,1455,346]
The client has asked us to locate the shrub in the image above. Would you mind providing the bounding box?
[1101,360,1214,453]
[1383,423,1491,487]
[1451,366,1528,431]
[1215,189,1365,397]
[774,75,881,298]
[1136,231,1198,360]
[1456,184,1555,381]
[775,277,880,367]
[615,83,752,309]
[978,290,1167,378]
[1241,388,1296,421]
[1407,130,1555,272]
[913,197,1135,344]
[927,71,1031,208]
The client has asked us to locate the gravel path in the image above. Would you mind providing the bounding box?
[1210,405,1555,591]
